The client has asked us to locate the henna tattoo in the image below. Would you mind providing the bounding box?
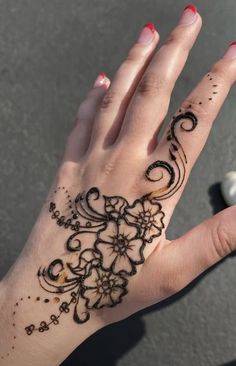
[145,111,198,200]
[19,110,198,338]
[21,110,198,337]
[24,188,165,334]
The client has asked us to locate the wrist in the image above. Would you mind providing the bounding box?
[0,249,102,366]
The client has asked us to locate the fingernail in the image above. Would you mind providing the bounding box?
[137,23,156,45]
[179,4,197,25]
[94,72,106,88]
[223,42,236,60]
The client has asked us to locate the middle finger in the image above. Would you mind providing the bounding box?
[117,4,202,152]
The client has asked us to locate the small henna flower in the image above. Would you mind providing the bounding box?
[82,267,127,309]
[125,199,165,243]
[96,220,145,275]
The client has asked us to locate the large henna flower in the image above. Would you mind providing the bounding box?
[96,220,145,275]
[125,199,165,243]
[82,267,127,309]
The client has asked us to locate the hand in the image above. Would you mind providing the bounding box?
[2,4,236,366]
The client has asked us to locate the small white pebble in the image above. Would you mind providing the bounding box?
[221,171,236,206]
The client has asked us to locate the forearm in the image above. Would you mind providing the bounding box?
[0,206,101,366]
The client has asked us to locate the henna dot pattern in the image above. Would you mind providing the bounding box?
[0,295,56,359]
[206,73,219,101]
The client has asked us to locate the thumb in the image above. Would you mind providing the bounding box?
[161,205,236,293]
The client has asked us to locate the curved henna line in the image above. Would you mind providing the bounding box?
[73,290,90,323]
[145,160,175,186]
[85,187,108,220]
[38,275,79,294]
[66,232,82,252]
[74,189,105,223]
[170,111,198,164]
[66,227,106,252]
[74,202,102,223]
[155,145,187,201]
[149,153,181,201]
[67,249,101,275]
[47,259,64,281]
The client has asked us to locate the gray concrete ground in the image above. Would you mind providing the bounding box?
[0,1,236,365]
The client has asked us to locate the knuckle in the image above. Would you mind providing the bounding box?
[125,47,141,63]
[100,89,118,111]
[210,61,231,83]
[181,97,209,118]
[136,73,170,97]
[163,30,189,53]
[56,161,78,184]
[164,32,179,47]
[211,221,234,259]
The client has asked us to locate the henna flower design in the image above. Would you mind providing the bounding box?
[21,109,198,341]
[125,199,165,243]
[82,267,127,308]
[96,220,145,275]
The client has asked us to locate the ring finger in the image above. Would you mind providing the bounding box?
[145,42,236,220]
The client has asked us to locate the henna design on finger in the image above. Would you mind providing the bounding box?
[206,73,219,101]
[145,111,198,200]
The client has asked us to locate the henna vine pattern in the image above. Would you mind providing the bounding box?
[23,110,198,336]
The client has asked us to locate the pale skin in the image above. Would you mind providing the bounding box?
[1,5,236,366]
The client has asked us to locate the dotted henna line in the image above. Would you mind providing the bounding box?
[0,295,61,360]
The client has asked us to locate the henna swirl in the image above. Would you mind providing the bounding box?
[146,111,198,200]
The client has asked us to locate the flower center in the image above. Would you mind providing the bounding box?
[137,211,154,225]
[96,276,115,294]
[113,234,128,253]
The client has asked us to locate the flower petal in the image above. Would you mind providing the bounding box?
[153,212,165,227]
[144,225,161,241]
[125,213,137,225]
[113,253,133,274]
[83,267,99,288]
[83,288,101,308]
[98,221,117,243]
[110,286,126,304]
[96,242,117,269]
[127,239,144,262]
[96,293,113,308]
[126,201,143,217]
[118,219,138,239]
[111,274,126,287]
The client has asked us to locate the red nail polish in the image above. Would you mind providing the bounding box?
[94,72,107,88]
[184,4,197,13]
[143,22,156,33]
[223,42,236,60]
[137,23,156,45]
[99,72,106,78]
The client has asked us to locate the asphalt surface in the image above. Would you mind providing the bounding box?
[0,1,236,365]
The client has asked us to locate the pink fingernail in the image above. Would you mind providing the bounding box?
[223,42,236,60]
[137,23,156,45]
[94,72,106,88]
[179,4,197,25]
